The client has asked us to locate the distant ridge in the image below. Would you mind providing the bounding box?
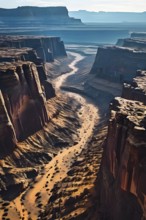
[0,6,82,25]
[69,10,146,23]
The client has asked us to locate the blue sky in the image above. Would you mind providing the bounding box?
[0,0,146,12]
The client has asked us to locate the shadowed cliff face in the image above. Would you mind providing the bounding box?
[90,46,146,83]
[0,61,48,143]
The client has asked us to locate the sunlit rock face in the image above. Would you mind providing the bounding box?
[90,46,146,83]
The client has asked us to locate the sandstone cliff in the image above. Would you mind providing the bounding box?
[90,46,146,83]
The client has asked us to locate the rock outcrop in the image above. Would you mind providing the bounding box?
[0,6,82,26]
[90,46,146,83]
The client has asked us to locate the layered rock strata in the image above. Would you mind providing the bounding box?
[90,46,146,83]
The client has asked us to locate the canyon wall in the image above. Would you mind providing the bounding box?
[90,46,146,83]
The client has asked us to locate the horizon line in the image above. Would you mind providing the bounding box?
[0,6,145,13]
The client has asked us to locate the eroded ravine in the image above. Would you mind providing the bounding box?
[0,51,101,220]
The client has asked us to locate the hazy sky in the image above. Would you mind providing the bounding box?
[0,0,146,12]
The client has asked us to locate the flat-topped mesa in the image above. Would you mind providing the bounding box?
[0,61,49,156]
[0,6,82,25]
[0,35,67,62]
[117,38,146,51]
[122,70,146,105]
[90,46,146,83]
[97,97,146,219]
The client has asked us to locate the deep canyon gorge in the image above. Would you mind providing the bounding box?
[0,6,146,220]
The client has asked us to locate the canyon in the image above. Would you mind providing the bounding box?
[0,17,146,220]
